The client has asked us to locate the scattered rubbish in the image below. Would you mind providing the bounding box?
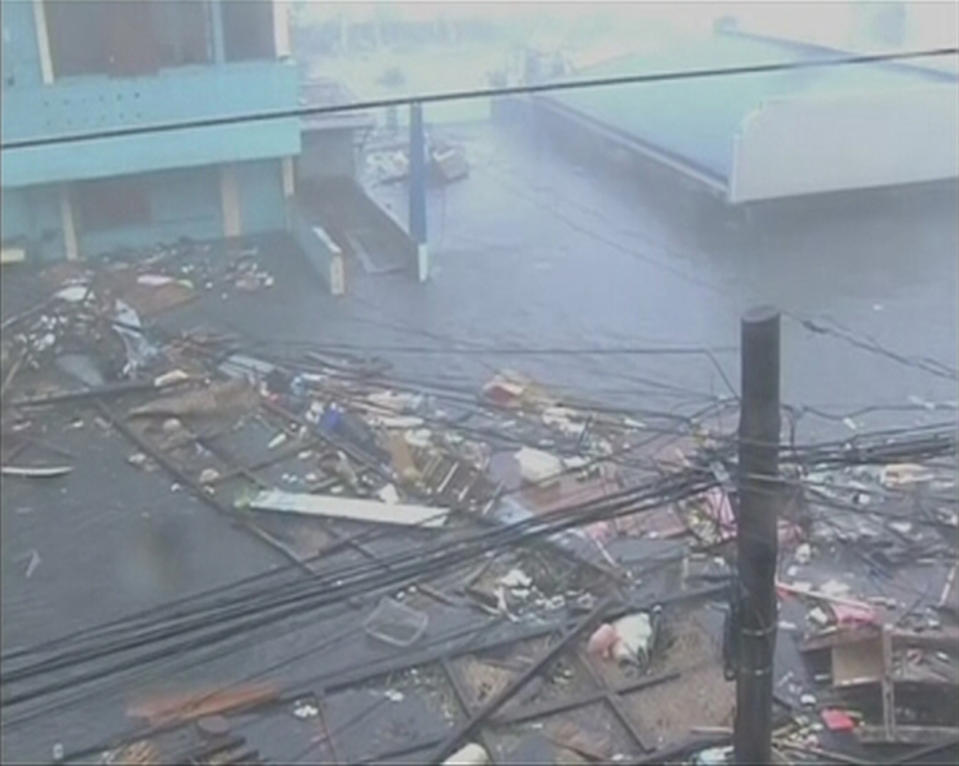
[808,607,831,627]
[18,549,41,578]
[795,543,812,565]
[245,489,448,527]
[52,743,64,763]
[831,601,879,627]
[821,708,856,732]
[363,596,428,647]
[384,689,405,703]
[268,433,288,450]
[129,380,256,418]
[587,623,619,660]
[800,693,817,707]
[443,743,490,766]
[112,299,159,375]
[56,353,106,387]
[377,483,400,504]
[153,369,190,388]
[702,487,736,540]
[198,468,220,485]
[692,745,731,765]
[196,715,230,738]
[127,682,278,725]
[1,464,74,478]
[889,520,913,535]
[514,447,562,484]
[881,463,933,488]
[128,453,149,469]
[499,568,532,589]
[292,700,319,719]
[611,611,655,667]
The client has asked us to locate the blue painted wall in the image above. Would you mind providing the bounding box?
[1,1,297,260]
[76,165,224,256]
[2,61,300,187]
[1,0,43,89]
[2,159,287,261]
[1,185,67,262]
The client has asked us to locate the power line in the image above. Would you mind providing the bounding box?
[2,47,955,151]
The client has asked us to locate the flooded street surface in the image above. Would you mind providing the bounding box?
[305,117,958,438]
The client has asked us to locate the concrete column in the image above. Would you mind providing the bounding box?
[220,164,242,238]
[281,157,295,199]
[209,0,225,63]
[281,157,295,231]
[59,186,78,261]
[31,0,54,84]
[273,0,291,58]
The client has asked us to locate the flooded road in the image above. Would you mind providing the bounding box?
[333,116,958,439]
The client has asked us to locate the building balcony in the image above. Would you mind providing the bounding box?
[1,59,301,187]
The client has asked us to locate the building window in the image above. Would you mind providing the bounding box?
[74,177,151,231]
[45,1,211,78]
[222,0,274,61]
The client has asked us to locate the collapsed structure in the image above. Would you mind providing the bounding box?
[1,237,956,765]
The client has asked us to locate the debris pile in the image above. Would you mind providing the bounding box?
[1,241,955,765]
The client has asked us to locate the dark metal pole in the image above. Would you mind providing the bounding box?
[734,306,781,765]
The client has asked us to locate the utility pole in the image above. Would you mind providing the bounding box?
[734,306,781,765]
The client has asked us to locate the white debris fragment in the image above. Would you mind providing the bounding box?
[127,452,148,468]
[499,568,532,589]
[267,432,288,450]
[198,468,220,485]
[443,743,490,765]
[514,447,562,484]
[808,607,831,627]
[292,700,319,719]
[153,369,190,387]
[611,612,654,666]
[384,689,404,703]
[405,429,433,448]
[889,520,913,535]
[378,483,400,504]
[800,693,817,707]
[819,579,851,599]
[794,543,811,565]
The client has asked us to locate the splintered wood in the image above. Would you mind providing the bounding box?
[126,682,278,726]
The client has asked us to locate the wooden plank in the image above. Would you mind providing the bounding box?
[858,725,959,746]
[831,636,884,688]
[246,488,448,527]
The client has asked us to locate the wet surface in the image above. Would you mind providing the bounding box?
[1,115,956,763]
[148,117,958,442]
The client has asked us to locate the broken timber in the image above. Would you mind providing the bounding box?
[429,594,616,763]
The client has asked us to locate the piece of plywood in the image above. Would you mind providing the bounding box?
[832,636,884,688]
[246,489,448,527]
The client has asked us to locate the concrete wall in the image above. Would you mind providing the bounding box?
[297,129,357,182]
[729,84,959,202]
